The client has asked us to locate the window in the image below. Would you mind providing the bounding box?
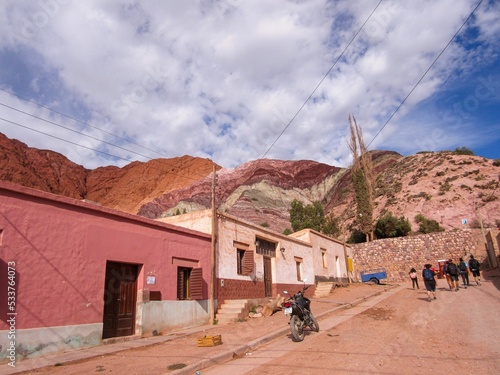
[295,257,303,281]
[321,249,327,268]
[237,248,254,276]
[255,238,276,258]
[177,267,203,300]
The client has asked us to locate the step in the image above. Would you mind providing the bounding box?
[217,306,246,314]
[313,282,334,298]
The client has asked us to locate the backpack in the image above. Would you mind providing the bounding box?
[447,263,458,276]
[469,258,479,270]
[459,262,467,272]
[423,268,433,281]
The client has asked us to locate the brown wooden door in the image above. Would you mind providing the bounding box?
[263,257,272,297]
[102,262,138,339]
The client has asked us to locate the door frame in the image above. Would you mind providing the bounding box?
[263,256,272,297]
[102,261,139,339]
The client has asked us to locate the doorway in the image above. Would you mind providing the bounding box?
[102,261,139,339]
[263,257,272,297]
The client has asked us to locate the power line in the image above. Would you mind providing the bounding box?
[0,116,129,162]
[0,96,213,180]
[0,102,155,162]
[260,0,383,159]
[0,116,210,183]
[366,0,485,149]
[0,87,170,159]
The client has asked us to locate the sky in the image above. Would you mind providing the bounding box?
[0,0,499,170]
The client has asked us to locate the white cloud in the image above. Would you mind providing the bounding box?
[0,0,499,170]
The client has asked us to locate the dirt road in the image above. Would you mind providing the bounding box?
[203,270,500,375]
[9,270,500,375]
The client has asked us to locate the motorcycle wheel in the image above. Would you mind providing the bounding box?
[308,313,320,332]
[290,315,305,341]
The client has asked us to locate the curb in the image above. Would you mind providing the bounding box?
[173,283,401,374]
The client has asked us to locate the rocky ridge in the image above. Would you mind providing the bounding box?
[1,132,499,237]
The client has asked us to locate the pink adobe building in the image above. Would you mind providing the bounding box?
[0,181,212,361]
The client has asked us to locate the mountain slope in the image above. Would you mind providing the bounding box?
[1,132,498,237]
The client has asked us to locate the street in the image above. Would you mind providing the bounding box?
[201,270,500,375]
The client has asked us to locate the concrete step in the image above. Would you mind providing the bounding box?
[313,282,334,298]
[216,299,252,324]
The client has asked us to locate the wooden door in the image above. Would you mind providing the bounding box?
[263,257,272,297]
[102,262,138,339]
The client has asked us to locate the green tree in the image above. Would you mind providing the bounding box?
[348,229,366,244]
[349,115,375,241]
[415,214,444,234]
[322,215,341,237]
[289,199,325,233]
[375,212,411,238]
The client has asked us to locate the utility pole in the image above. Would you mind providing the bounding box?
[209,162,217,324]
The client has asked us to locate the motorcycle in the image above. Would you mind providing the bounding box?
[282,281,319,341]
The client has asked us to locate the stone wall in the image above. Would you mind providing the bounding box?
[351,229,489,283]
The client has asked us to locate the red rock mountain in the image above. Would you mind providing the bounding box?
[1,132,499,236]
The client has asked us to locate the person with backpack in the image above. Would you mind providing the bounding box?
[422,264,436,301]
[442,261,452,289]
[446,259,460,291]
[409,267,419,289]
[469,255,481,286]
[458,257,469,288]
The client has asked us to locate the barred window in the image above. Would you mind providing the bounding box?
[255,238,276,258]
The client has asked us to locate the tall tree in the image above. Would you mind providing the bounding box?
[348,115,375,241]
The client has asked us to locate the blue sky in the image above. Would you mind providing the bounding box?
[0,0,499,169]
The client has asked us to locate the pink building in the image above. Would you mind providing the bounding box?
[0,181,212,361]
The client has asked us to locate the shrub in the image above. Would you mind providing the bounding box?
[493,159,500,167]
[347,229,367,244]
[415,214,444,233]
[454,146,474,155]
[375,213,411,239]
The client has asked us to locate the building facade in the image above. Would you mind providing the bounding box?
[159,210,352,304]
[0,181,212,361]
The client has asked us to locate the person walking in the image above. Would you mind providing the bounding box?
[469,255,482,285]
[422,264,436,301]
[443,261,452,289]
[409,267,419,289]
[446,259,460,291]
[458,257,469,288]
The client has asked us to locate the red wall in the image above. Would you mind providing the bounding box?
[0,182,211,330]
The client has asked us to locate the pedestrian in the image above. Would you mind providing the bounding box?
[458,257,469,288]
[443,261,452,289]
[446,259,460,291]
[422,264,437,301]
[409,267,419,289]
[469,255,482,286]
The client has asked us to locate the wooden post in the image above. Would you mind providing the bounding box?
[210,163,217,323]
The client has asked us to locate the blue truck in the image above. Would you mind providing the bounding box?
[360,268,387,284]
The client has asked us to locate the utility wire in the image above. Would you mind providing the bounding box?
[0,87,169,159]
[366,0,484,149]
[0,102,156,162]
[260,0,383,159]
[0,116,210,183]
[0,116,129,162]
[0,97,213,180]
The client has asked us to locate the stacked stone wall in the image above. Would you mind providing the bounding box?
[351,229,488,283]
